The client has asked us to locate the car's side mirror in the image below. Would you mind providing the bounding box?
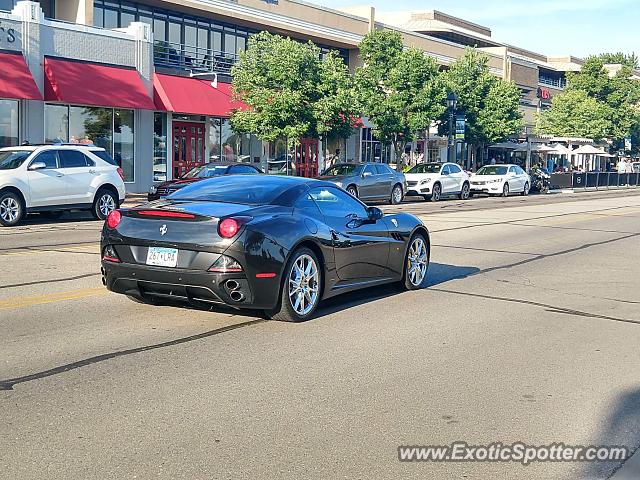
[29,162,47,171]
[367,206,383,222]
[362,171,372,178]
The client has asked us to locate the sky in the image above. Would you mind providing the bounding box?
[316,0,639,59]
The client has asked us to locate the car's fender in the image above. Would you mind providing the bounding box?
[0,173,31,207]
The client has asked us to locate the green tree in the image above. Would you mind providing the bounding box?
[355,30,445,169]
[230,31,358,145]
[439,48,523,163]
[597,52,639,69]
[537,90,611,140]
[541,56,640,147]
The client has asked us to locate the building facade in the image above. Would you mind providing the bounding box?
[0,0,625,192]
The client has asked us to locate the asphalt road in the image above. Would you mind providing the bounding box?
[1,190,640,480]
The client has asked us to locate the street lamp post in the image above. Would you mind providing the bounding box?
[446,92,458,164]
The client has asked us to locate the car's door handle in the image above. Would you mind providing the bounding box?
[89,169,96,174]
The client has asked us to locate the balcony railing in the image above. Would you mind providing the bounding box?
[154,40,239,74]
[538,76,566,89]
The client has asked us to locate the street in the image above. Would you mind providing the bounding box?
[1,190,640,479]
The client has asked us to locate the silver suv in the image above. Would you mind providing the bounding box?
[0,144,126,226]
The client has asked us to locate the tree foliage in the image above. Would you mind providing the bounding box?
[355,30,445,167]
[539,56,640,146]
[597,52,639,69]
[439,48,523,155]
[230,31,358,142]
[537,90,610,140]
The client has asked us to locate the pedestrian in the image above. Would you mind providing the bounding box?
[490,157,496,165]
[618,158,628,173]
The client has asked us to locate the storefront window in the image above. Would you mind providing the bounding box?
[239,133,262,164]
[220,119,239,161]
[45,104,135,181]
[153,112,167,181]
[45,104,69,143]
[69,106,113,151]
[208,117,221,161]
[114,109,135,181]
[361,128,391,163]
[0,99,18,147]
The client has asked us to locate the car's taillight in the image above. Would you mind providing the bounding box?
[102,245,120,263]
[208,255,243,273]
[106,209,121,229]
[218,216,252,239]
[218,218,240,238]
[117,167,125,181]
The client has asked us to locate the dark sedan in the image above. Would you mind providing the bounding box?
[101,176,430,322]
[148,162,262,201]
[318,162,407,204]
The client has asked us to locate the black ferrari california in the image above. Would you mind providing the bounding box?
[101,176,430,322]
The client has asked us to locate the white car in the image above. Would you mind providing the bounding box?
[469,164,530,197]
[405,162,470,201]
[0,144,126,226]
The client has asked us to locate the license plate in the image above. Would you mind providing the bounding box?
[146,247,178,267]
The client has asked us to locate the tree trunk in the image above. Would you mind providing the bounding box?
[392,139,406,172]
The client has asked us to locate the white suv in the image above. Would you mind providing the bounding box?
[0,144,126,226]
[405,162,471,201]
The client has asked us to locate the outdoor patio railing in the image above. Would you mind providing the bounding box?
[549,172,640,190]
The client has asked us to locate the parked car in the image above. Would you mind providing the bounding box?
[405,162,470,201]
[148,162,262,201]
[318,162,407,204]
[101,175,430,322]
[0,144,125,227]
[469,164,530,197]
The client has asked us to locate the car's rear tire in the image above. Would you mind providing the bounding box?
[430,183,441,202]
[402,232,430,290]
[459,182,470,200]
[0,191,24,227]
[92,188,118,220]
[390,184,403,205]
[266,247,321,322]
[502,183,510,197]
[346,185,358,198]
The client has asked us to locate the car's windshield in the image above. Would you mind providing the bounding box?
[169,176,288,205]
[182,165,228,179]
[476,166,508,175]
[322,164,364,176]
[0,150,31,170]
[407,163,441,174]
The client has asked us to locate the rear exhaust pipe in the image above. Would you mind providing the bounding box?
[226,280,240,291]
[229,290,244,302]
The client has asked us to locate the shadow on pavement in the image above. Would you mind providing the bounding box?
[579,387,640,480]
[314,262,480,318]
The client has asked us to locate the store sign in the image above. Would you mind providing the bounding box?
[455,114,465,140]
[537,87,552,100]
[0,21,20,49]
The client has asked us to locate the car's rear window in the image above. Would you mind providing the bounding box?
[91,150,118,166]
[0,150,31,170]
[169,176,293,205]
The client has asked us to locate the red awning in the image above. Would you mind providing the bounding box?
[0,52,41,100]
[44,57,155,109]
[153,73,245,117]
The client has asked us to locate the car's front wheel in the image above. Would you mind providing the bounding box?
[0,191,24,227]
[402,233,429,290]
[459,182,470,200]
[501,183,510,197]
[92,189,118,220]
[521,182,530,196]
[346,185,358,198]
[430,183,441,202]
[267,247,321,322]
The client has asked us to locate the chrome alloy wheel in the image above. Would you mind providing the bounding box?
[0,197,20,223]
[392,185,403,204]
[407,237,428,286]
[99,194,116,217]
[288,254,320,316]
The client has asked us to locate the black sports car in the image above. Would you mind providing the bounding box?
[101,176,430,322]
[148,162,262,201]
